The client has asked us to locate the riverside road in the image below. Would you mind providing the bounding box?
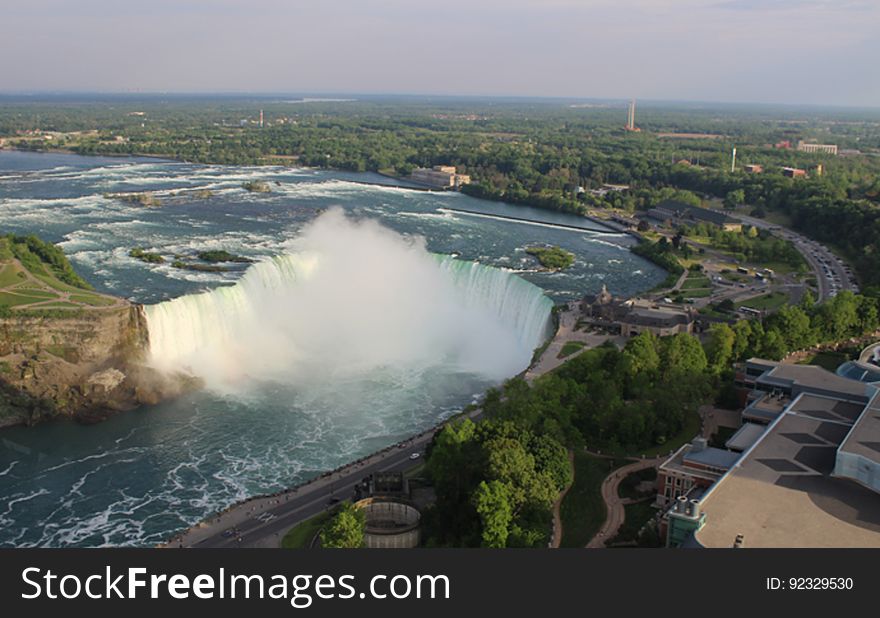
[171,420,454,548]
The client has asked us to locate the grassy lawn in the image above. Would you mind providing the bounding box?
[681,277,711,290]
[0,290,58,306]
[740,291,788,312]
[681,288,711,299]
[798,350,850,372]
[557,340,586,359]
[70,293,116,307]
[0,263,26,287]
[608,501,659,546]
[559,453,627,548]
[744,260,802,276]
[281,511,332,549]
[28,302,81,310]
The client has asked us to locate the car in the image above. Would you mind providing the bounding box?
[221,529,235,538]
[327,497,341,506]
[409,452,421,460]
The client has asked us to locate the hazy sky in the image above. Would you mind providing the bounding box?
[1,0,877,106]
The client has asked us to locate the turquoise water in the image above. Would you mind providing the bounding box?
[0,150,664,546]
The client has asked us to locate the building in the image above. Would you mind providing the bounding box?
[354,498,421,549]
[797,141,838,155]
[645,200,742,232]
[667,359,880,547]
[410,165,471,190]
[656,437,740,509]
[743,164,763,174]
[781,166,807,178]
[580,286,696,337]
[588,183,630,197]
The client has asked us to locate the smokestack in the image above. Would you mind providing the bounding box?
[676,495,688,514]
[731,146,737,173]
[259,109,264,128]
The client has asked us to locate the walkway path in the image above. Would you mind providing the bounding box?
[586,456,662,549]
[525,302,622,381]
[549,451,575,548]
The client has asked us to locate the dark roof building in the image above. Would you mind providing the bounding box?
[580,286,695,337]
[646,200,742,231]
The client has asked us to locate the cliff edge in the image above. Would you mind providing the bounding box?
[0,234,191,427]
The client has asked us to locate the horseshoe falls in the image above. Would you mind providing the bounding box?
[144,210,553,390]
[0,151,665,547]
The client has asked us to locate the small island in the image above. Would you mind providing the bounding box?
[129,248,165,264]
[525,245,575,270]
[242,180,271,193]
[196,250,253,263]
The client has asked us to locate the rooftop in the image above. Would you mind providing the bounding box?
[695,393,880,548]
[725,423,767,452]
[760,363,870,402]
[683,447,741,470]
[650,200,738,227]
[838,391,880,463]
[660,440,739,483]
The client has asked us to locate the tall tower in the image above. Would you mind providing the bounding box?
[259,109,264,128]
[625,99,639,132]
[731,146,737,173]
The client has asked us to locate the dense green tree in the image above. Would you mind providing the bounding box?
[320,503,365,548]
[473,480,513,548]
[705,323,736,373]
[661,333,708,378]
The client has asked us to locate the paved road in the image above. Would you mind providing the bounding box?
[730,212,858,301]
[176,431,441,548]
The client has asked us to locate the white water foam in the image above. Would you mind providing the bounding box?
[144,209,552,390]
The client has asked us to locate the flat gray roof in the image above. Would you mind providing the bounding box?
[839,390,880,462]
[762,364,869,401]
[725,423,767,452]
[789,393,867,424]
[696,398,880,547]
[683,447,741,470]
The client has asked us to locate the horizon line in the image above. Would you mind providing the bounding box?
[0,90,878,112]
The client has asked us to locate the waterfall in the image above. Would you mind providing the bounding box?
[144,212,553,388]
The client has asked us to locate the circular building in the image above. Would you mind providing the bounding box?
[355,498,421,549]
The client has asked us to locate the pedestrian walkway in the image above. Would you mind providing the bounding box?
[586,456,662,548]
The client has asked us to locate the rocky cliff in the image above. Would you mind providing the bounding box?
[0,303,192,427]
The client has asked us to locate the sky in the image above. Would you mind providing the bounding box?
[1,0,878,107]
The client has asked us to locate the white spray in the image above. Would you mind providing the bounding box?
[144,209,552,391]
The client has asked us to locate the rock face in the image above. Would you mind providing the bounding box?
[0,304,192,427]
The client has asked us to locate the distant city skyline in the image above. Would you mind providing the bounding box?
[1,0,878,107]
